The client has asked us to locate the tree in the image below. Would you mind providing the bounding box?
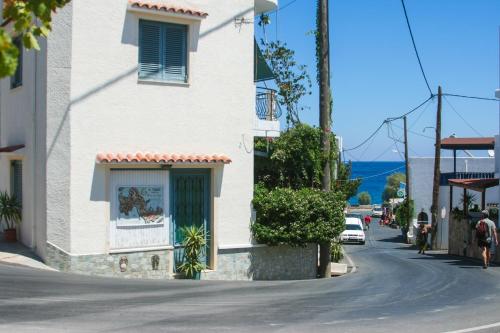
[382,173,406,203]
[261,40,312,126]
[357,192,371,205]
[0,0,70,78]
[255,124,335,190]
[334,161,361,201]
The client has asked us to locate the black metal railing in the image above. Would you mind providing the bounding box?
[256,87,282,121]
[440,172,495,186]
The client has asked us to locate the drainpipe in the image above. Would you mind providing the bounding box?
[31,28,39,251]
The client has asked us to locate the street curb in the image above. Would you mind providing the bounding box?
[343,247,357,274]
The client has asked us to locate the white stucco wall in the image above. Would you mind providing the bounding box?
[67,0,257,254]
[0,29,43,252]
[409,156,496,249]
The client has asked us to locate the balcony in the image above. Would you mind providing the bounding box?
[440,172,495,186]
[255,0,278,14]
[254,88,282,137]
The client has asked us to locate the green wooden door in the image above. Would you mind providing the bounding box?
[171,170,210,270]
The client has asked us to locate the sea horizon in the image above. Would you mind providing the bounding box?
[348,161,406,205]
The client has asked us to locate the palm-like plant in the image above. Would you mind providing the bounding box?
[0,191,22,230]
[178,225,207,279]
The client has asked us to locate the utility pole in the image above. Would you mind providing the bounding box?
[403,116,411,240]
[318,0,331,278]
[431,86,442,249]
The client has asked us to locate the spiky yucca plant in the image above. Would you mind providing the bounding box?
[0,191,21,230]
[178,225,207,279]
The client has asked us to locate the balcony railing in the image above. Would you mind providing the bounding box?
[440,172,495,186]
[256,88,282,121]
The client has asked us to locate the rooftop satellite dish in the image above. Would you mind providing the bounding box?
[488,150,495,157]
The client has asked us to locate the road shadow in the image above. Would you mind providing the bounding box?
[377,235,406,244]
[0,236,42,262]
[409,252,486,269]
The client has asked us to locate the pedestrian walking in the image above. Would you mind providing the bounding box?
[476,210,498,269]
[417,224,428,254]
[364,215,371,230]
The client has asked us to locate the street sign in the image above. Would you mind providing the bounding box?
[397,189,405,198]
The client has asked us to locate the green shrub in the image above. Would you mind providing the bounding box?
[395,199,414,229]
[330,241,343,263]
[252,186,345,247]
[357,191,371,205]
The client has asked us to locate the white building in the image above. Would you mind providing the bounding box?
[409,153,496,249]
[0,0,317,280]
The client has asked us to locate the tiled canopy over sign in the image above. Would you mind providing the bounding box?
[96,152,231,164]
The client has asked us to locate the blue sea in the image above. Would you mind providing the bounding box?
[348,161,406,205]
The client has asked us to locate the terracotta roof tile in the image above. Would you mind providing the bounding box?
[448,178,499,192]
[128,1,208,18]
[96,152,231,164]
[441,137,495,150]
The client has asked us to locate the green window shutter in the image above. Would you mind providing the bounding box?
[10,37,23,88]
[163,24,187,82]
[10,161,22,205]
[139,20,162,80]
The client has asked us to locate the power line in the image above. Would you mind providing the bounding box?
[400,0,433,97]
[337,165,406,182]
[265,0,299,15]
[443,93,499,102]
[343,121,386,152]
[392,123,435,140]
[386,95,434,122]
[443,96,483,137]
[344,96,433,152]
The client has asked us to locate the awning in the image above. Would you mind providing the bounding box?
[441,137,495,150]
[128,0,208,18]
[448,178,499,193]
[254,39,274,82]
[0,144,25,153]
[96,152,231,164]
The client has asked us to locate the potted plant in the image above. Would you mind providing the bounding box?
[178,225,207,280]
[0,191,22,242]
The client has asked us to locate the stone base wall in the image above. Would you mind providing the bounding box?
[46,243,318,280]
[46,243,173,279]
[449,217,500,263]
[202,244,318,281]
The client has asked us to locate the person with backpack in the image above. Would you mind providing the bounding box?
[476,210,498,269]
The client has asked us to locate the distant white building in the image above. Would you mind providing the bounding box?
[0,0,317,280]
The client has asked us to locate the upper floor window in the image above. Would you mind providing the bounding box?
[139,20,188,83]
[11,37,22,89]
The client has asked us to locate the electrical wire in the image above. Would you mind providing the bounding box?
[443,96,483,137]
[343,121,387,152]
[443,93,499,102]
[344,96,433,152]
[336,165,406,182]
[265,0,299,15]
[400,0,433,97]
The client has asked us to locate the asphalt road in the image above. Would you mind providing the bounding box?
[1,219,500,333]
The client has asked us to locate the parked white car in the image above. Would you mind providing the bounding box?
[340,217,366,245]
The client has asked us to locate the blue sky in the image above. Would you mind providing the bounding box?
[255,0,500,161]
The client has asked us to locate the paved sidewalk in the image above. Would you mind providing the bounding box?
[0,236,54,271]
